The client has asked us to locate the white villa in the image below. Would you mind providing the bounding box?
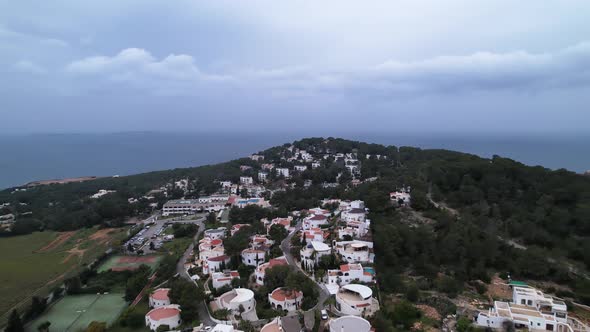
[262,217,292,233]
[302,228,328,243]
[149,288,170,308]
[390,190,411,205]
[276,168,290,178]
[334,240,374,263]
[326,264,374,291]
[240,176,253,185]
[341,208,366,223]
[241,248,267,267]
[268,288,303,312]
[214,288,256,320]
[204,255,231,275]
[303,214,329,230]
[204,227,227,240]
[145,305,181,331]
[255,256,289,286]
[335,284,379,317]
[476,286,579,331]
[300,241,331,270]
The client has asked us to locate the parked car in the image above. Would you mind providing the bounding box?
[321,309,328,320]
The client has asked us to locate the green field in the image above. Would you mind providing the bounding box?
[0,228,129,323]
[97,255,162,273]
[25,293,128,332]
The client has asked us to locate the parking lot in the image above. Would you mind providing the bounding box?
[124,212,207,254]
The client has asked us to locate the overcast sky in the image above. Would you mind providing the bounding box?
[1,1,590,135]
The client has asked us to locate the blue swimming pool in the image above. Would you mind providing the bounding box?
[363,267,375,275]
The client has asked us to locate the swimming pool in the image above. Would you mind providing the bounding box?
[363,267,375,275]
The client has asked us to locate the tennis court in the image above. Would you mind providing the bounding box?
[97,255,162,273]
[25,293,127,332]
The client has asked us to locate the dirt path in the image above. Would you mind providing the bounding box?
[36,231,76,252]
[62,246,87,264]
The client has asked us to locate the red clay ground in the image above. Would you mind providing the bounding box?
[36,231,76,252]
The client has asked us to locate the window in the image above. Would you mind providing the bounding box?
[521,299,526,305]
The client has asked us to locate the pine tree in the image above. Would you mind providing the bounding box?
[6,309,24,332]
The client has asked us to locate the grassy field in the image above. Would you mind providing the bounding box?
[97,255,162,273]
[0,227,129,322]
[25,293,127,332]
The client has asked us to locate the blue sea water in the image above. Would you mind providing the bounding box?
[0,132,588,190]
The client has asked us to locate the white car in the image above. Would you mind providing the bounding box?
[321,309,328,320]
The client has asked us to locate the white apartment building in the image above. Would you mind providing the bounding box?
[258,171,268,182]
[276,168,290,178]
[240,176,254,185]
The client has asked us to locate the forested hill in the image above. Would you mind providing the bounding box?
[1,137,590,303]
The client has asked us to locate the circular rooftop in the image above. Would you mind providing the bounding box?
[341,284,372,299]
[329,316,371,332]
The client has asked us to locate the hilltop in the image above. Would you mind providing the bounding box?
[2,137,590,330]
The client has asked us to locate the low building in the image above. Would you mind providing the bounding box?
[241,248,267,267]
[334,240,374,263]
[335,284,379,317]
[145,305,181,330]
[255,256,289,285]
[300,241,331,270]
[162,199,200,216]
[268,288,303,312]
[329,316,372,332]
[250,154,264,161]
[149,288,171,308]
[212,270,240,290]
[215,288,256,318]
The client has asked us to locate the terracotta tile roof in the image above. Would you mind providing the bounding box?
[146,307,180,321]
[270,288,302,301]
[151,288,170,301]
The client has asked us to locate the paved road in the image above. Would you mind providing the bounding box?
[280,221,331,316]
[174,217,216,326]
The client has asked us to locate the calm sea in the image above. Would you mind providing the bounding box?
[0,132,588,189]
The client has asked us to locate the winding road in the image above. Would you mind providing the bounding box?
[174,216,216,326]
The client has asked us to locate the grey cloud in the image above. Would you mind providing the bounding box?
[14,60,46,74]
[61,42,590,98]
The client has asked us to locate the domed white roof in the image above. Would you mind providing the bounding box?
[329,316,371,332]
[341,284,372,299]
